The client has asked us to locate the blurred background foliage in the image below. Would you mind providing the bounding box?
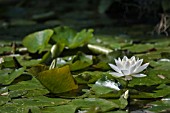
[1,0,170,40]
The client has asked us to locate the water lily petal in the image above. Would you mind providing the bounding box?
[129,63,137,74]
[130,56,136,62]
[125,61,130,70]
[115,59,124,69]
[108,63,122,73]
[134,63,149,73]
[122,70,130,75]
[118,57,122,63]
[122,56,128,62]
[132,74,147,77]
[109,72,124,77]
[135,59,143,67]
[131,59,143,73]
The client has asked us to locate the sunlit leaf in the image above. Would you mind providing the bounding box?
[49,52,93,71]
[91,76,120,95]
[87,44,113,54]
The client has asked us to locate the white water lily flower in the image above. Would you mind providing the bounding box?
[108,56,149,80]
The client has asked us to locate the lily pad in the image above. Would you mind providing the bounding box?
[0,67,25,85]
[36,65,78,93]
[52,26,94,49]
[91,76,120,95]
[42,105,77,113]
[22,29,53,53]
[122,44,154,53]
[70,98,119,112]
[147,97,170,112]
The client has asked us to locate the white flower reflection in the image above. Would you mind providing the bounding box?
[108,56,149,80]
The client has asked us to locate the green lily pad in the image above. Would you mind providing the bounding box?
[0,96,10,106]
[42,105,77,113]
[112,90,129,109]
[70,52,93,71]
[52,26,94,49]
[91,76,120,95]
[0,96,70,113]
[0,106,29,113]
[130,84,170,99]
[36,65,78,93]
[128,69,170,87]
[147,97,170,112]
[70,98,119,112]
[0,67,25,85]
[22,29,53,53]
[75,71,108,84]
[122,44,154,53]
[0,46,12,54]
[50,52,93,71]
[8,78,45,91]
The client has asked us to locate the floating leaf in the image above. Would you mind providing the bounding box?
[50,52,93,71]
[36,65,78,93]
[8,78,45,91]
[0,67,25,85]
[128,69,170,87]
[0,47,12,54]
[70,98,119,112]
[42,105,77,113]
[91,76,120,95]
[130,84,170,99]
[123,44,154,53]
[70,52,93,71]
[0,96,10,106]
[147,97,170,112]
[28,64,49,76]
[22,29,53,53]
[75,71,108,84]
[113,90,129,109]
